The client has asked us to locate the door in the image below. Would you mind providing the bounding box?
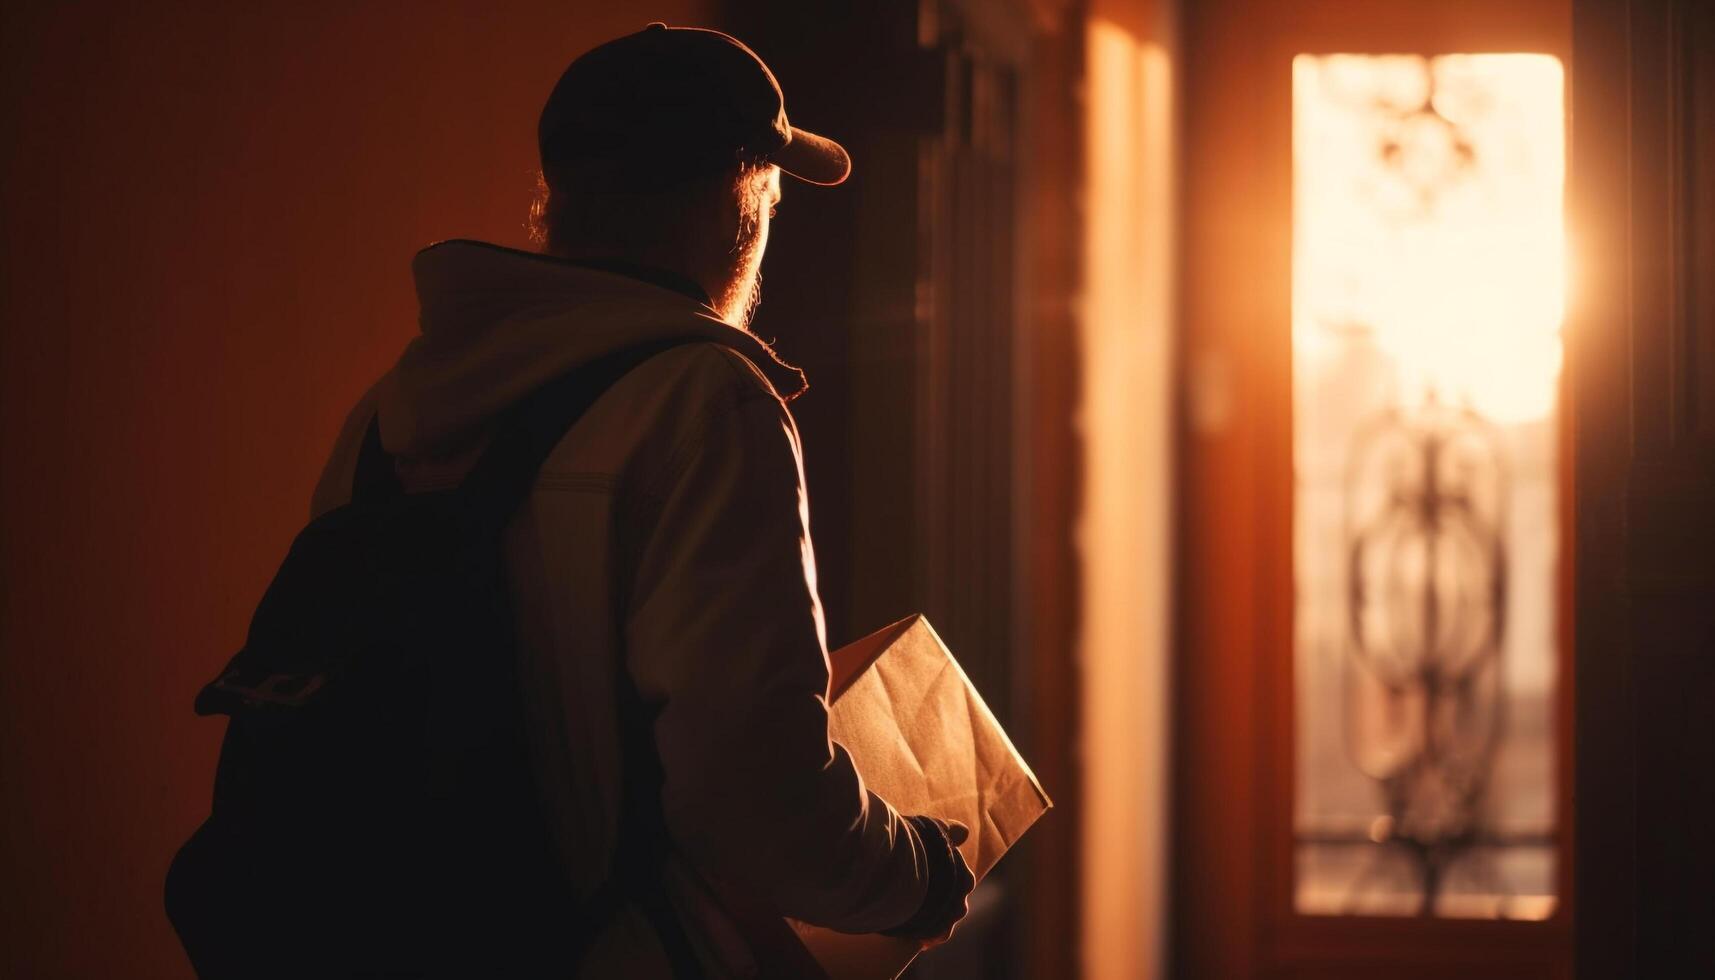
[1173,2,1576,976]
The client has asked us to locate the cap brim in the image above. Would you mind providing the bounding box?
[770,127,851,186]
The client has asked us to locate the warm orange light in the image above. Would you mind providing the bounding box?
[1292,53,1565,921]
[1081,18,1173,978]
[1293,54,1565,424]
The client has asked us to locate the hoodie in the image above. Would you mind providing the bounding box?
[310,240,931,976]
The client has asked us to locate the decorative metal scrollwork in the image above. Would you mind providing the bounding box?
[1342,396,1508,914]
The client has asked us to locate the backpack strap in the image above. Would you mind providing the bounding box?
[370,337,708,976]
[351,338,699,518]
[457,338,701,538]
[352,414,403,505]
[470,338,708,978]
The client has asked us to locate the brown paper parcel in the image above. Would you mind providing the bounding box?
[787,614,1052,978]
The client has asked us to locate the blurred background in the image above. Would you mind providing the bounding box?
[3,1,1711,977]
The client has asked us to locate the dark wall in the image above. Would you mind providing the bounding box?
[1570,1,1715,976]
[0,5,710,975]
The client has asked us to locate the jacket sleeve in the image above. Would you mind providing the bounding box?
[624,382,931,933]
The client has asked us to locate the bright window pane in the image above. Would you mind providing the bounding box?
[1292,52,1563,919]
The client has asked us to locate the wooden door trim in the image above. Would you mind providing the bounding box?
[1175,3,1576,977]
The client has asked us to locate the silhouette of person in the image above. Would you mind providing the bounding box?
[312,23,973,976]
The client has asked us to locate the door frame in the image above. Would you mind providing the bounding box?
[1172,3,1576,977]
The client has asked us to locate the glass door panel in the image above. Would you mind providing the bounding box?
[1291,52,1565,920]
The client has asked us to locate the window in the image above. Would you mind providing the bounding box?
[1291,53,1565,920]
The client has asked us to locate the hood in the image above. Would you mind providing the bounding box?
[376,239,806,457]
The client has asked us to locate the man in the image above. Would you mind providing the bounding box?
[311,24,973,976]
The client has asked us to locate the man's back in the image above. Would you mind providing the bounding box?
[311,240,928,975]
[173,23,976,976]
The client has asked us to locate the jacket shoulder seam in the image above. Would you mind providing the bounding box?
[640,384,783,505]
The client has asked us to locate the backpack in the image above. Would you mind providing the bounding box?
[166,340,701,978]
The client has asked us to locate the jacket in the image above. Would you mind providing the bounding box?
[309,240,931,976]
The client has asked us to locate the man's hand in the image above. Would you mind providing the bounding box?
[880,816,976,947]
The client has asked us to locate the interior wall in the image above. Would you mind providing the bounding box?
[0,5,713,976]
[1079,1,1178,978]
[1570,1,1715,974]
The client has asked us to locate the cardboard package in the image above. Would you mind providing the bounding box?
[786,614,1052,979]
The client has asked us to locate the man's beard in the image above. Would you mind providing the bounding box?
[713,223,765,329]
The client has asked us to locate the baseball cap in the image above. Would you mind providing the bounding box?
[537,23,851,190]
